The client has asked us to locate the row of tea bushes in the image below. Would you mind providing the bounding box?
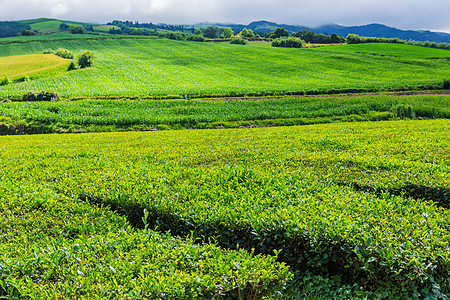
[1,119,448,297]
[0,178,291,299]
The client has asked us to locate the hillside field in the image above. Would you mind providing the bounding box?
[0,38,449,98]
[0,32,450,299]
[0,54,71,81]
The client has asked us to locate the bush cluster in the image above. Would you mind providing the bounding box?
[186,34,205,42]
[0,76,10,86]
[21,91,61,102]
[230,37,246,45]
[53,48,74,59]
[347,34,450,50]
[272,37,304,48]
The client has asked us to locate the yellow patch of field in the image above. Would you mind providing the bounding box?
[0,54,70,79]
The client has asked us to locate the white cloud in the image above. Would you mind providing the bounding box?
[0,0,449,33]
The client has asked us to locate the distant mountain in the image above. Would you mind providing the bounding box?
[203,20,450,43]
[315,23,450,43]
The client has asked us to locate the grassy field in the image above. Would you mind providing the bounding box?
[0,38,449,98]
[0,119,448,298]
[0,54,71,80]
[0,93,448,134]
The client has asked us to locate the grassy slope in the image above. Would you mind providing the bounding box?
[0,54,70,79]
[0,39,449,97]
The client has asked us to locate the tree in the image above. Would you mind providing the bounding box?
[60,23,70,31]
[346,34,361,44]
[21,29,36,36]
[68,25,86,34]
[239,28,255,39]
[203,26,222,39]
[78,50,95,68]
[330,33,340,43]
[194,29,203,35]
[273,28,289,38]
[223,27,234,38]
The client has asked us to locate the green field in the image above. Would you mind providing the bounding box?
[0,94,448,134]
[0,38,449,98]
[1,120,449,298]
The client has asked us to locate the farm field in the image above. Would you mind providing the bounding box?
[0,93,449,134]
[0,38,449,98]
[1,119,449,298]
[0,54,71,81]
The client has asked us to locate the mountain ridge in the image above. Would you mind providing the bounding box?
[199,20,450,43]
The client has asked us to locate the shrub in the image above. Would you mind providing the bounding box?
[272,37,304,48]
[54,48,74,59]
[68,25,86,34]
[444,79,450,89]
[78,51,95,68]
[67,61,77,71]
[21,91,61,102]
[391,104,415,119]
[0,76,10,86]
[230,37,246,45]
[43,49,54,54]
[186,34,205,42]
[239,28,255,39]
[14,75,29,83]
[21,30,36,36]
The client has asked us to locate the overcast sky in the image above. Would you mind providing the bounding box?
[1,0,450,33]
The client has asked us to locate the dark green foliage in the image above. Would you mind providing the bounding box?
[160,32,186,40]
[0,76,10,86]
[0,21,30,38]
[272,37,304,48]
[267,27,289,39]
[330,33,341,43]
[186,34,205,42]
[346,34,450,50]
[291,30,345,44]
[67,61,77,71]
[391,104,415,119]
[54,48,74,59]
[21,91,61,102]
[13,76,29,83]
[77,50,95,68]
[203,26,223,39]
[230,37,246,45]
[59,23,69,31]
[20,30,36,36]
[68,25,86,34]
[444,79,450,89]
[130,29,143,35]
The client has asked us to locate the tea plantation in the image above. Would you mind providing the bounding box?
[0,34,450,299]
